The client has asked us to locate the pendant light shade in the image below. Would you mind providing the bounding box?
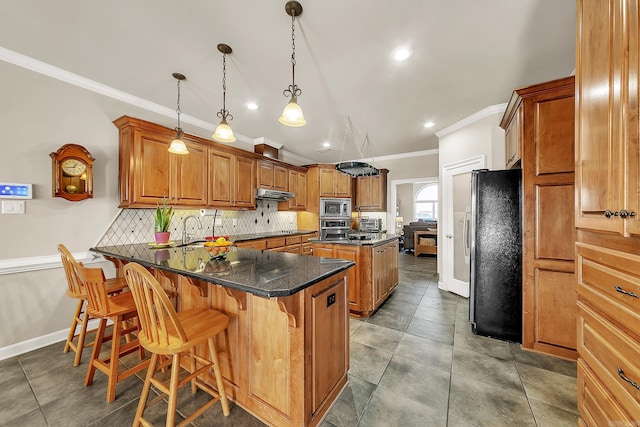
[212,44,236,143]
[279,1,306,127]
[168,73,189,155]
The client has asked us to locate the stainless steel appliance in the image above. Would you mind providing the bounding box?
[255,188,294,201]
[359,218,381,232]
[320,198,351,219]
[469,169,522,343]
[320,218,350,241]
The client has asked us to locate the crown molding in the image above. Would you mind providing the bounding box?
[435,103,507,138]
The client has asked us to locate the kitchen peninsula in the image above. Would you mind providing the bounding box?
[91,243,354,427]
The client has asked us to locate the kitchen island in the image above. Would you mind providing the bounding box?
[310,234,400,318]
[91,244,354,427]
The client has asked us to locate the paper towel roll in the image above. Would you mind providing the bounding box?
[200,209,219,217]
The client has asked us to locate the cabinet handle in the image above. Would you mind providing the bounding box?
[617,367,640,391]
[604,209,619,218]
[614,285,638,298]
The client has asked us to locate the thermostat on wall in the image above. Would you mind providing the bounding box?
[0,182,33,199]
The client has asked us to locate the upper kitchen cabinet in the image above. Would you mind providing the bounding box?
[208,148,255,209]
[314,165,351,198]
[502,104,523,169]
[114,116,207,208]
[355,170,388,212]
[278,169,307,211]
[501,76,577,360]
[257,160,288,192]
[576,0,639,237]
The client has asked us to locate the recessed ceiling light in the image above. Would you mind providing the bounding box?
[392,47,413,62]
[423,121,435,128]
[322,142,331,148]
[246,102,260,110]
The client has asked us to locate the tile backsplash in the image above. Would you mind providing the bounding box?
[97,200,298,246]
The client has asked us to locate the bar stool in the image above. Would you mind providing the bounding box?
[78,265,150,402]
[58,244,127,366]
[123,262,231,427]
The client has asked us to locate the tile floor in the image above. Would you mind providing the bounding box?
[0,252,579,426]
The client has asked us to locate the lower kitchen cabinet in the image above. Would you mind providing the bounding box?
[310,239,399,317]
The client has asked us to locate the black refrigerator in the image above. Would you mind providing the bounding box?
[469,169,522,343]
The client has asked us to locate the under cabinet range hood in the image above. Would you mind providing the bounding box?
[255,188,295,201]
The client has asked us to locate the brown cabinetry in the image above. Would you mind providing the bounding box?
[278,169,307,211]
[257,160,288,192]
[311,165,352,198]
[500,76,577,360]
[354,170,388,211]
[208,148,255,209]
[115,117,207,207]
[503,105,523,169]
[576,0,640,424]
[310,240,399,317]
[235,232,317,254]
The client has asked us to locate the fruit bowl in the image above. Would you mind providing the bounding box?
[203,237,234,259]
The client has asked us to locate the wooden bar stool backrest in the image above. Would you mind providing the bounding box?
[57,244,85,299]
[123,263,188,349]
[79,266,112,317]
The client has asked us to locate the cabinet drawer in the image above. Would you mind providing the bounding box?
[235,239,267,250]
[577,243,640,338]
[578,359,634,427]
[266,237,286,249]
[285,235,302,245]
[577,302,640,419]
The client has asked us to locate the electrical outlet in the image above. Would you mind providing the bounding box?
[214,218,222,226]
[326,293,336,307]
[232,218,238,228]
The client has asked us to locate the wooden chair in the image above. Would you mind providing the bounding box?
[123,262,230,427]
[58,244,127,366]
[78,265,149,402]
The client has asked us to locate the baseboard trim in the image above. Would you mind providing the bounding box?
[0,318,102,361]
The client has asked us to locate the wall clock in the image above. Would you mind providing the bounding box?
[50,143,94,201]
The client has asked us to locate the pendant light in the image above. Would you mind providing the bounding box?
[212,43,236,143]
[168,73,189,154]
[279,1,306,127]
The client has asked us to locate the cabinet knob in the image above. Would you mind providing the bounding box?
[604,210,618,218]
[619,209,635,219]
[446,234,452,239]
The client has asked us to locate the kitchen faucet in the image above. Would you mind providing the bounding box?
[182,215,202,245]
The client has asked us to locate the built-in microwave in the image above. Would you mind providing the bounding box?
[319,198,351,218]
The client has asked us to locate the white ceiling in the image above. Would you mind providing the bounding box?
[0,0,576,164]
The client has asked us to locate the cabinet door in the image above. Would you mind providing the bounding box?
[319,168,335,197]
[373,246,385,306]
[208,148,234,206]
[334,246,359,311]
[296,171,307,209]
[257,160,274,189]
[311,278,347,413]
[311,246,334,258]
[626,0,640,236]
[576,0,625,235]
[505,108,522,169]
[356,176,370,208]
[369,174,386,210]
[335,171,351,197]
[234,155,255,208]
[172,140,207,206]
[133,130,172,205]
[274,165,288,192]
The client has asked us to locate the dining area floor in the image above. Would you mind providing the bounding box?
[0,253,578,426]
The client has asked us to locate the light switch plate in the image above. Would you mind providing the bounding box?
[2,200,25,214]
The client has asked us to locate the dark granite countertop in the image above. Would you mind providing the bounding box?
[91,243,353,298]
[229,229,317,243]
[309,233,400,247]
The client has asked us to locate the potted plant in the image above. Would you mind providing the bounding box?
[154,198,174,244]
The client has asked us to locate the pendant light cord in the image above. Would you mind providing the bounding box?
[283,11,302,99]
[176,79,182,130]
[217,53,233,121]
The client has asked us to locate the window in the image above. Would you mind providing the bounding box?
[415,183,438,220]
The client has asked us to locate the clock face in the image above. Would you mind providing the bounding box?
[61,159,87,176]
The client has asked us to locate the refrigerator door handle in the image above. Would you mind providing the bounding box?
[463,207,471,258]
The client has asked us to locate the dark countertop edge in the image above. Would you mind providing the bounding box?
[231,230,318,243]
[309,235,400,247]
[90,247,354,298]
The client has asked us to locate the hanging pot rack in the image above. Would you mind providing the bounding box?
[335,117,380,177]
